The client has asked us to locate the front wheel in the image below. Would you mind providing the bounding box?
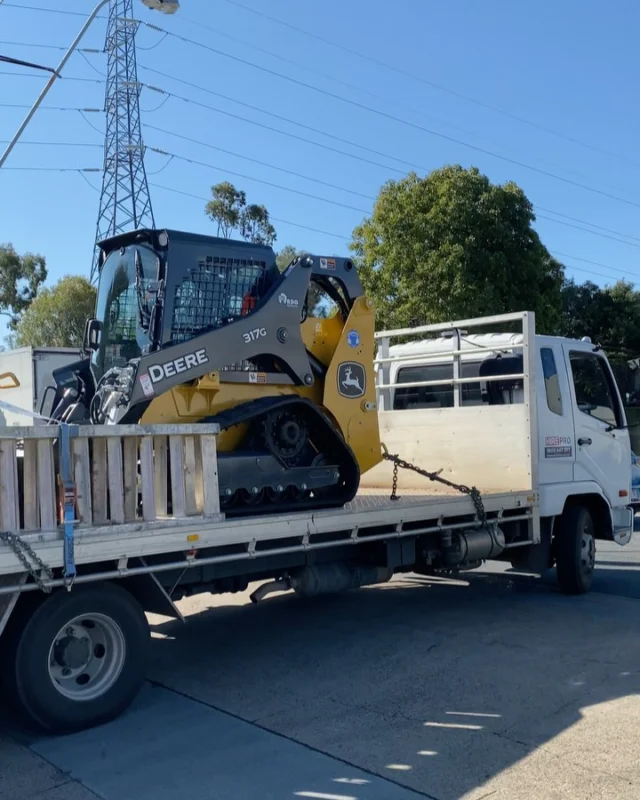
[1,582,149,733]
[554,505,596,595]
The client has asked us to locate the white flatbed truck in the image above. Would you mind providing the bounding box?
[0,312,633,733]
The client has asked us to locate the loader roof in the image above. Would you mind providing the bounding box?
[96,228,277,266]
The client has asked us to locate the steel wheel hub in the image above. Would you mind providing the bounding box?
[581,530,595,574]
[48,613,126,701]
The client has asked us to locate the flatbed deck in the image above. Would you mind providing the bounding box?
[0,487,535,590]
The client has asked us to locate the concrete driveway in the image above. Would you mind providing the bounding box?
[2,537,640,800]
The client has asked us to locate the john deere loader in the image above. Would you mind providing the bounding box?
[47,229,382,515]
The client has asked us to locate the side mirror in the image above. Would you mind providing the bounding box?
[83,318,102,353]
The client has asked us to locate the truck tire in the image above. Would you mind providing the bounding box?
[555,505,596,595]
[1,582,149,733]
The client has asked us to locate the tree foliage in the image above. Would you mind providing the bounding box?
[351,166,564,331]
[275,244,302,271]
[205,182,276,245]
[0,243,47,329]
[560,279,640,354]
[559,279,640,394]
[241,204,276,246]
[14,275,96,348]
[205,182,246,239]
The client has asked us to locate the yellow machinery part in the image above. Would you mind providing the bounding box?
[140,298,382,476]
[321,297,381,475]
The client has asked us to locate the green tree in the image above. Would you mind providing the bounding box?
[351,165,564,331]
[560,278,640,395]
[205,182,277,245]
[205,182,246,238]
[276,245,302,271]
[14,275,96,348]
[0,243,47,330]
[240,203,276,246]
[560,279,640,354]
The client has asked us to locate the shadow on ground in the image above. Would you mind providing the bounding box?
[141,569,640,799]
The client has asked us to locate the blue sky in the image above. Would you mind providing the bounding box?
[1,0,639,341]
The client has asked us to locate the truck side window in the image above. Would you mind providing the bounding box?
[569,351,622,428]
[541,347,563,416]
[393,363,483,410]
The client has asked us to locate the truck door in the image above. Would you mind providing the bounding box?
[562,342,630,508]
[538,342,575,485]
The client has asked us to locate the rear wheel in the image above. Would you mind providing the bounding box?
[1,582,149,733]
[555,505,596,595]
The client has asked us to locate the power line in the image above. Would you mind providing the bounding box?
[141,21,640,210]
[1,3,107,18]
[150,182,350,241]
[0,53,56,73]
[78,50,106,78]
[161,11,550,167]
[145,146,370,214]
[561,262,637,284]
[139,68,640,237]
[2,157,634,282]
[4,94,639,251]
[0,40,102,53]
[144,123,376,200]
[139,67,416,175]
[6,134,640,263]
[151,182,640,284]
[3,94,639,253]
[77,170,101,192]
[0,104,102,112]
[216,0,640,171]
[0,70,103,83]
[536,213,640,250]
[552,251,638,275]
[0,139,101,147]
[2,166,100,171]
[536,206,640,245]
[5,35,629,196]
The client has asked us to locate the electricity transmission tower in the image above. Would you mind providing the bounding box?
[91,0,154,281]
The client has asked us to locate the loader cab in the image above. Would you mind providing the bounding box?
[89,229,280,379]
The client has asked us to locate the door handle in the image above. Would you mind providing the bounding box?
[578,437,592,446]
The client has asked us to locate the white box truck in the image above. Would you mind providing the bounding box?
[0,347,81,426]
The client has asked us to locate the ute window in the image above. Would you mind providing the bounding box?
[569,351,622,428]
[393,362,483,410]
[541,347,563,416]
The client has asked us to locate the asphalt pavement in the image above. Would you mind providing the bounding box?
[2,535,640,800]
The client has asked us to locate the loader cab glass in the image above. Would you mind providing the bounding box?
[92,244,160,376]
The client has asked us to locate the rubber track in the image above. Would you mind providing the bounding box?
[203,396,360,517]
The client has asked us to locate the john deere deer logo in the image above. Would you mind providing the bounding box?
[337,362,366,398]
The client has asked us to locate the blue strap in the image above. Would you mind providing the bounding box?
[59,423,78,582]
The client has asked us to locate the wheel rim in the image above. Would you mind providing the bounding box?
[48,613,126,701]
[581,529,595,576]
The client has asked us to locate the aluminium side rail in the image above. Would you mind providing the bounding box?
[373,311,540,543]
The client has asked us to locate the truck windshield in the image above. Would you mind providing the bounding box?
[92,244,159,376]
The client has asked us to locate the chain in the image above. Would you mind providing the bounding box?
[381,446,487,526]
[0,531,54,593]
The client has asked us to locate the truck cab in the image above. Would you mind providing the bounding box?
[370,317,633,549]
